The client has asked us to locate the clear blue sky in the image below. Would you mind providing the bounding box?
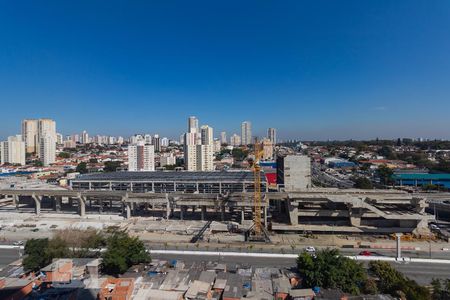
[1,1,450,141]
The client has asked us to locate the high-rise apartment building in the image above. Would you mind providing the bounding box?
[241,121,252,145]
[268,128,277,145]
[128,142,155,171]
[220,132,227,144]
[262,138,274,160]
[152,134,161,152]
[188,116,199,133]
[161,137,169,147]
[56,133,63,145]
[0,135,26,165]
[184,117,214,171]
[144,134,152,144]
[81,130,89,144]
[22,119,38,153]
[39,134,56,166]
[230,134,241,147]
[37,119,56,156]
[184,132,197,171]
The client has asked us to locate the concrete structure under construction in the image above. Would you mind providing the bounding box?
[0,171,432,235]
[277,155,311,190]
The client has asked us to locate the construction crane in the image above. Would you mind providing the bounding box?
[253,140,263,237]
[246,138,270,242]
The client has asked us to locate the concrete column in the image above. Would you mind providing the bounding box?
[54,196,61,212]
[90,199,92,208]
[221,205,225,221]
[32,195,42,215]
[13,195,19,211]
[192,205,196,213]
[69,198,73,207]
[201,206,206,221]
[78,197,86,217]
[99,200,103,214]
[110,199,113,209]
[125,203,131,219]
[180,206,184,220]
[396,233,402,259]
[241,208,245,224]
[288,201,299,225]
[264,206,268,229]
[166,194,170,220]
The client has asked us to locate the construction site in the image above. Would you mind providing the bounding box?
[0,149,434,239]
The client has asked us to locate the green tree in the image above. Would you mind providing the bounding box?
[76,162,88,174]
[377,164,394,186]
[89,158,98,164]
[23,238,51,272]
[369,261,430,300]
[104,161,122,172]
[297,248,367,295]
[101,231,150,275]
[33,160,44,167]
[45,237,70,260]
[352,176,373,189]
[58,152,71,159]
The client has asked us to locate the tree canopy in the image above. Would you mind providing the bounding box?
[101,230,150,275]
[297,248,369,295]
[76,162,88,174]
[369,261,430,300]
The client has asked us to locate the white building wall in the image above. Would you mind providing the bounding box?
[39,134,56,166]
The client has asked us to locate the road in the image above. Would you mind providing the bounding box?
[150,252,450,285]
[0,248,448,285]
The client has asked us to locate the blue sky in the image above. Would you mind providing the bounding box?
[1,1,449,140]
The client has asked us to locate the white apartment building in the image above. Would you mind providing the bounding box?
[220,132,227,144]
[0,135,26,165]
[22,119,38,153]
[39,134,56,166]
[230,134,241,147]
[160,153,177,167]
[241,121,252,145]
[161,137,169,147]
[184,132,197,171]
[268,127,277,145]
[128,142,155,171]
[81,130,89,144]
[37,119,56,158]
[196,144,214,171]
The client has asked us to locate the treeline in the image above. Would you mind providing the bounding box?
[23,229,150,276]
[297,249,431,299]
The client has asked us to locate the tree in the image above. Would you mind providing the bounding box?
[58,152,71,159]
[89,158,98,164]
[101,231,150,275]
[352,176,373,189]
[377,164,394,186]
[297,248,367,295]
[23,238,50,272]
[33,160,44,167]
[369,261,430,300]
[104,161,122,172]
[76,162,88,174]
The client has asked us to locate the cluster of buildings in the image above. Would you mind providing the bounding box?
[0,256,321,300]
[1,118,57,166]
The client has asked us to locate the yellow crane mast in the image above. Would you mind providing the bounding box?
[253,140,263,237]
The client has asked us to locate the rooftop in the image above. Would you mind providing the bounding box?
[73,171,264,182]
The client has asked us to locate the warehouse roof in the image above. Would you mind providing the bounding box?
[73,171,265,182]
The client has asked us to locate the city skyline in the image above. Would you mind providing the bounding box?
[1,1,450,140]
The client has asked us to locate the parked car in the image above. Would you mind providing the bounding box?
[13,241,24,246]
[359,250,372,256]
[305,246,316,253]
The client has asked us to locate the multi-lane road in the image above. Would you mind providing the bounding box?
[1,247,449,285]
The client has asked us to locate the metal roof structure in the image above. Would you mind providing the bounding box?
[73,171,264,183]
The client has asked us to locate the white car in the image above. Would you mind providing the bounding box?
[305,246,316,253]
[13,241,24,246]
[430,224,440,230]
